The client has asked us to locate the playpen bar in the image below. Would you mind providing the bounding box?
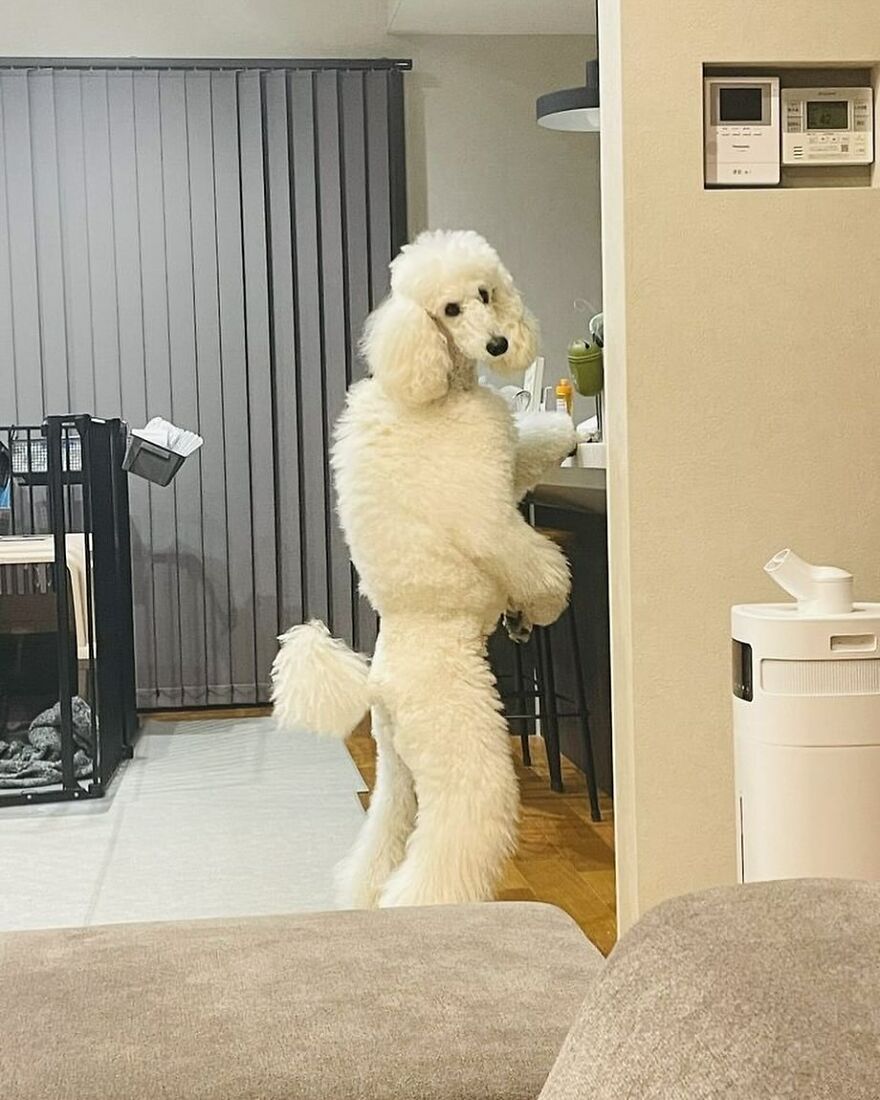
[45,417,76,789]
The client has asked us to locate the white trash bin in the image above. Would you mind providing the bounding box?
[732,549,880,883]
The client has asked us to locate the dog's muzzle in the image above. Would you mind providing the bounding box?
[485,336,509,357]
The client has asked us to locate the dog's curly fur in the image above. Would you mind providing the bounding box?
[272,229,577,908]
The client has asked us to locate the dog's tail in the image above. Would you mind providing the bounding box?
[271,620,371,739]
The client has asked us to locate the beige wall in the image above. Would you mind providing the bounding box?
[601,0,880,931]
[0,0,600,388]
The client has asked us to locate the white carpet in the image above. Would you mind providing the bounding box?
[0,716,367,931]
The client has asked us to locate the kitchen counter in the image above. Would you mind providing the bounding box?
[531,465,606,514]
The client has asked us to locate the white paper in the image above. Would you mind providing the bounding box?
[523,356,545,412]
[131,417,204,457]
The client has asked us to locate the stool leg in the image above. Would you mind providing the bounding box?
[536,625,564,793]
[511,637,531,766]
[567,606,602,822]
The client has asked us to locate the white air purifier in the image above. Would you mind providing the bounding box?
[732,549,880,883]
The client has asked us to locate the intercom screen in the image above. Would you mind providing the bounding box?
[719,86,763,123]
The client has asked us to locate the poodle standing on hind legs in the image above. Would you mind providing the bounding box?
[272,229,578,908]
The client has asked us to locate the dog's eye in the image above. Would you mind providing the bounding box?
[444,303,461,318]
[478,287,490,304]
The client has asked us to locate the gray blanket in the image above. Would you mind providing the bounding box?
[0,696,94,788]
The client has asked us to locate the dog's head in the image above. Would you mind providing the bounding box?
[361,229,538,406]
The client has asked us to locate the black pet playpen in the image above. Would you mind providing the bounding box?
[0,415,138,806]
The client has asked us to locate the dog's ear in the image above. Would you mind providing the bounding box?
[361,295,451,406]
[492,274,539,373]
[506,307,539,372]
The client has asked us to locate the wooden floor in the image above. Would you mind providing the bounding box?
[147,707,618,955]
[148,707,273,722]
[346,725,617,955]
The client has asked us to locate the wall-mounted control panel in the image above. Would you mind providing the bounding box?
[781,86,874,165]
[704,76,780,185]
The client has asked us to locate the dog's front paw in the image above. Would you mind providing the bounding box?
[519,542,571,626]
[503,609,533,644]
[515,410,578,461]
[523,587,569,627]
[545,411,579,459]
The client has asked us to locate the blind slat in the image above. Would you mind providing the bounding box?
[262,69,304,636]
[186,69,232,705]
[54,71,95,413]
[316,70,353,644]
[289,70,329,626]
[238,69,279,697]
[81,72,123,416]
[106,70,156,698]
[3,72,46,421]
[133,71,181,706]
[212,69,257,704]
[161,70,206,706]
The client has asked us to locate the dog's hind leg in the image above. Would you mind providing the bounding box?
[334,701,417,909]
[378,628,519,907]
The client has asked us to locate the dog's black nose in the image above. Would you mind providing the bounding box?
[486,336,509,357]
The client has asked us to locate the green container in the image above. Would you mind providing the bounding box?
[568,340,604,397]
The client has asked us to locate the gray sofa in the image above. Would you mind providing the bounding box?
[2,879,878,1099]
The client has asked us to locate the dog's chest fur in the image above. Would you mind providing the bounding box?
[330,378,518,607]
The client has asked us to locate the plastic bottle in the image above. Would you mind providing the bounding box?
[555,377,573,415]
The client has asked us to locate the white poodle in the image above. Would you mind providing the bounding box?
[272,229,577,908]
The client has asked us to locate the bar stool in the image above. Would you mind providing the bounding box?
[501,527,602,822]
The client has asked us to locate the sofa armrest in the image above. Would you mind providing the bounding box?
[540,879,880,1099]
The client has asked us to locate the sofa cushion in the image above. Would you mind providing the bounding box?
[1,901,602,1100]
[540,878,880,1099]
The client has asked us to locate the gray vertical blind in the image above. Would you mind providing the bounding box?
[0,60,407,706]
